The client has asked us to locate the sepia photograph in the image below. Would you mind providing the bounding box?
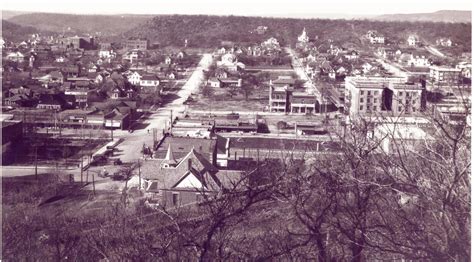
[0,0,472,260]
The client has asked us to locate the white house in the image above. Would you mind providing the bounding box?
[373,123,432,154]
[6,52,25,62]
[407,35,418,46]
[408,53,431,67]
[436,38,452,47]
[127,71,143,85]
[140,74,160,88]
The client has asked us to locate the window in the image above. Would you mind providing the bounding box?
[398,91,403,96]
[398,106,402,112]
[359,105,363,110]
[172,193,179,206]
[374,98,378,103]
[373,105,377,110]
[360,90,364,95]
[374,91,378,95]
[367,91,371,95]
[360,97,364,103]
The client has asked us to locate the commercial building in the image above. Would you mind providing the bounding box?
[345,76,424,117]
[125,37,149,51]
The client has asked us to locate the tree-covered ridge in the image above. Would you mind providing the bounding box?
[7,12,153,36]
[2,20,45,43]
[125,15,471,50]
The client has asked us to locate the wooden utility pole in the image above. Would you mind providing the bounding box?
[34,144,38,180]
[80,156,83,184]
[170,110,173,133]
[110,119,114,140]
[92,173,95,195]
[138,159,142,191]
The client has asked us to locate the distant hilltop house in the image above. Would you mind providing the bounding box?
[407,35,419,46]
[402,51,432,68]
[298,28,309,43]
[367,31,385,44]
[436,38,452,47]
[261,37,281,51]
[125,37,149,51]
[255,25,268,34]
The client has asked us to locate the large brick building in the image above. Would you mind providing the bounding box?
[125,37,149,51]
[345,76,424,117]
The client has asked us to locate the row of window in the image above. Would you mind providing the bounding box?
[360,90,379,96]
[360,97,378,103]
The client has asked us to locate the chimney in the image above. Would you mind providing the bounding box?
[187,158,192,171]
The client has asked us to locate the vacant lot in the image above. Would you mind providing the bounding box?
[189,85,269,112]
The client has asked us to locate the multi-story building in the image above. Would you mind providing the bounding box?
[290,92,317,114]
[345,76,423,117]
[269,77,317,114]
[269,86,290,113]
[125,37,149,51]
[58,36,95,50]
[429,66,461,84]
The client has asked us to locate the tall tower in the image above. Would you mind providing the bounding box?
[298,28,309,43]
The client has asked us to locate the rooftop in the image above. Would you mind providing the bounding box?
[154,136,216,162]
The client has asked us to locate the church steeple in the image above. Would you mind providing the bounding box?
[298,28,309,43]
[164,144,176,162]
[161,144,177,168]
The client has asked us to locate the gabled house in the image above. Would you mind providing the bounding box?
[407,35,419,46]
[139,74,160,88]
[104,107,132,129]
[436,38,452,47]
[49,70,65,84]
[208,77,222,88]
[141,147,221,207]
[166,72,176,80]
[6,51,25,62]
[405,52,431,67]
[127,71,143,85]
[87,72,104,84]
[61,65,80,78]
[344,50,359,60]
[109,86,124,99]
[367,31,385,44]
[214,68,229,79]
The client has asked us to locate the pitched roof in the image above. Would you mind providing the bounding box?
[141,74,160,81]
[154,136,216,162]
[142,148,219,190]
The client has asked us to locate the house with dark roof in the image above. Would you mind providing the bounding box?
[104,107,131,130]
[36,93,70,110]
[141,147,222,207]
[140,74,160,86]
[154,136,217,164]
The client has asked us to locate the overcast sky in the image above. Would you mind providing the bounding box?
[2,0,472,16]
